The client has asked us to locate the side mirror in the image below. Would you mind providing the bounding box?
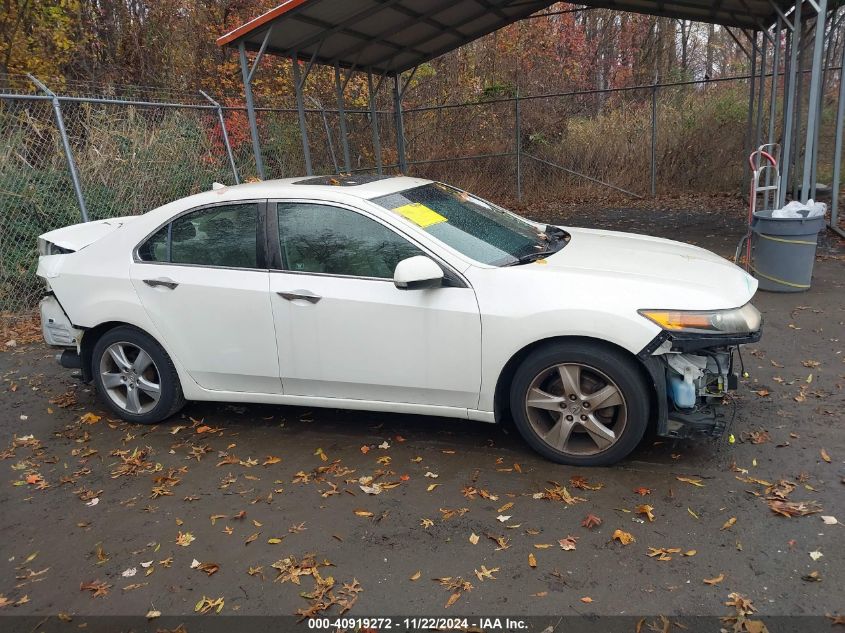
[393,256,444,290]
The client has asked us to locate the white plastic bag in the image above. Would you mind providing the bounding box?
[772,199,826,219]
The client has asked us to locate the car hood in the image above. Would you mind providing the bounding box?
[541,227,758,306]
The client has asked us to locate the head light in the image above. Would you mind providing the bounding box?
[638,303,762,335]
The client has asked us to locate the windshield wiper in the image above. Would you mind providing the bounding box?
[505,249,559,266]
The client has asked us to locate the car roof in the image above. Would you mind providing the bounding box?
[204,175,432,203]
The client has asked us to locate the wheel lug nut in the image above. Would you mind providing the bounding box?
[580,415,587,421]
[566,415,573,421]
[569,394,577,401]
[583,402,590,408]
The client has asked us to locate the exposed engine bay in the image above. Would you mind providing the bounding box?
[639,333,754,440]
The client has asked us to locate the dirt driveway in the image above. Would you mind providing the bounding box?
[1,206,843,631]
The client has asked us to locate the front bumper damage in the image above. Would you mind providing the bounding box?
[638,329,762,439]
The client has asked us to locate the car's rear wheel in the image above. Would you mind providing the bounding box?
[509,341,649,466]
[92,326,185,424]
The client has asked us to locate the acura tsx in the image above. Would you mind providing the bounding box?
[37,175,762,465]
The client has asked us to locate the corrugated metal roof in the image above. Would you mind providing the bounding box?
[217,0,798,74]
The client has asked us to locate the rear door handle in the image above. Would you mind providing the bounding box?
[277,290,321,304]
[143,278,179,290]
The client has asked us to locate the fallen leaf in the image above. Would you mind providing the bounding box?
[496,515,511,523]
[768,499,823,517]
[809,550,823,561]
[80,580,111,597]
[633,487,652,496]
[820,449,831,463]
[175,531,195,547]
[721,517,737,530]
[684,550,697,556]
[528,553,537,568]
[580,596,593,603]
[410,571,421,581]
[354,510,374,518]
[262,456,281,466]
[704,573,725,585]
[676,476,705,487]
[244,532,259,545]
[636,504,655,522]
[197,562,219,576]
[612,529,635,545]
[558,535,578,550]
[195,595,225,614]
[647,547,682,561]
[820,516,838,525]
[469,533,479,545]
[802,570,822,582]
[474,565,499,581]
[145,609,161,620]
[426,484,440,492]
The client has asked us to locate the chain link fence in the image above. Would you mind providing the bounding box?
[1,71,839,316]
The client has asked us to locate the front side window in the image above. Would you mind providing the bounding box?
[277,202,423,278]
[372,183,560,266]
[138,203,259,268]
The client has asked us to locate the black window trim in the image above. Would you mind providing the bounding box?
[267,198,469,288]
[133,199,269,272]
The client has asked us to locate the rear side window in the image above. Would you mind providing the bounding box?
[138,203,259,268]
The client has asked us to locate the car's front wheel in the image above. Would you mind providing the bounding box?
[91,325,185,424]
[509,340,650,466]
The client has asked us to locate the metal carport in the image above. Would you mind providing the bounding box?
[218,0,844,235]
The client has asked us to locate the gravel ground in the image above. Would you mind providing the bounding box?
[0,205,843,631]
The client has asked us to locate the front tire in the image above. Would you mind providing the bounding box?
[509,340,650,466]
[91,325,185,424]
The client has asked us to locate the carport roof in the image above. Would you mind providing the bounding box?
[216,0,798,75]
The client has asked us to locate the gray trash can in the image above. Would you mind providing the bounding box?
[750,209,825,292]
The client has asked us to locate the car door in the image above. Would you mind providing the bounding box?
[130,200,281,394]
[268,199,482,409]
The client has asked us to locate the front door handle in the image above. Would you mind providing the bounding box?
[277,290,321,304]
[143,278,179,290]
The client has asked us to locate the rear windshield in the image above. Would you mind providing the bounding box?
[372,183,546,266]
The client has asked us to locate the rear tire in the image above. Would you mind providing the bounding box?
[91,325,185,424]
[509,340,649,466]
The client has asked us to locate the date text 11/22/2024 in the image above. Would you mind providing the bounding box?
[306,617,529,629]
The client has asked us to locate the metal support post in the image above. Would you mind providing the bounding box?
[831,31,845,237]
[200,90,240,184]
[334,62,352,173]
[765,19,781,209]
[810,6,835,198]
[28,74,89,222]
[754,34,767,162]
[393,74,407,174]
[239,42,265,179]
[651,81,658,197]
[801,0,828,203]
[515,90,522,202]
[291,54,313,176]
[367,69,383,175]
[745,32,758,186]
[779,4,801,207]
[792,28,806,198]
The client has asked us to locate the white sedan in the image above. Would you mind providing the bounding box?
[37,176,762,465]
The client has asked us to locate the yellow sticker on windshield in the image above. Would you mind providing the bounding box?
[393,203,447,228]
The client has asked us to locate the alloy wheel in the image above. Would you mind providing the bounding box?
[524,362,627,456]
[99,342,162,415]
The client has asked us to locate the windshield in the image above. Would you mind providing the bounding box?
[372,183,564,266]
